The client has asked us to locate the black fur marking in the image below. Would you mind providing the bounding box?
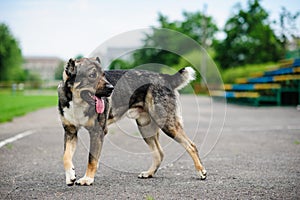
[84,104,97,118]
[66,59,76,77]
[104,70,127,86]
[129,84,149,108]
[63,124,78,150]
[179,68,185,73]
[96,57,101,64]
[58,81,73,116]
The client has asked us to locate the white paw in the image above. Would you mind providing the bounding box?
[65,168,76,186]
[138,171,153,179]
[75,175,94,186]
[198,169,207,180]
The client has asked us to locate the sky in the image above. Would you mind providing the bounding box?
[0,0,299,60]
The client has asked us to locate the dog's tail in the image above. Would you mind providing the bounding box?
[168,67,196,90]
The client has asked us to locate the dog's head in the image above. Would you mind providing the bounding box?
[63,57,114,107]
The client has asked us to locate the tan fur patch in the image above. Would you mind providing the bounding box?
[63,70,68,82]
[63,140,77,170]
[85,159,98,178]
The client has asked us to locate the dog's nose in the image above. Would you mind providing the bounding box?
[106,83,114,90]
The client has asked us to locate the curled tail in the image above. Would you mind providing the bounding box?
[168,67,196,90]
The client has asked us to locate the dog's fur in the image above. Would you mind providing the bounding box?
[58,57,206,186]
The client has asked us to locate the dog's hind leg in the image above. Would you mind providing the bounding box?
[63,124,78,186]
[162,119,207,180]
[136,112,164,178]
[76,126,105,186]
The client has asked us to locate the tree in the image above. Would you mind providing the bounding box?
[215,0,284,68]
[277,7,300,49]
[75,54,84,59]
[54,61,66,80]
[0,23,24,81]
[129,11,218,70]
[109,59,132,70]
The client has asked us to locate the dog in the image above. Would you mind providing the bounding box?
[58,57,206,186]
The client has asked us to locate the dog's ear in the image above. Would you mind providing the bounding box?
[65,58,77,77]
[96,57,101,64]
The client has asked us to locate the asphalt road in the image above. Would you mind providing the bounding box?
[0,96,299,199]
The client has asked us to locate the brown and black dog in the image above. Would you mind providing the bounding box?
[58,57,206,186]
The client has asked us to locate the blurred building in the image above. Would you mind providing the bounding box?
[23,56,63,81]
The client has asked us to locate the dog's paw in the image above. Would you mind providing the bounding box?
[198,169,207,180]
[75,175,94,186]
[65,168,76,186]
[138,171,153,179]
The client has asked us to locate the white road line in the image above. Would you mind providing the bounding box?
[0,130,36,148]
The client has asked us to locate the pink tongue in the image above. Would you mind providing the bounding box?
[94,96,105,114]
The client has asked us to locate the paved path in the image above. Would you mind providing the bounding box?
[0,96,299,199]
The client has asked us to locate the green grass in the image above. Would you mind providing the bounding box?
[0,90,57,123]
[221,62,279,83]
[5,143,13,150]
[145,195,155,200]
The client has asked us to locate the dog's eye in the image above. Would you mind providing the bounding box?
[89,72,97,78]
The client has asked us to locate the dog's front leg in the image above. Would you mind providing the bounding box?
[63,124,78,186]
[76,126,105,186]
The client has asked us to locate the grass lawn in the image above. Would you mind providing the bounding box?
[221,62,279,83]
[0,90,58,123]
